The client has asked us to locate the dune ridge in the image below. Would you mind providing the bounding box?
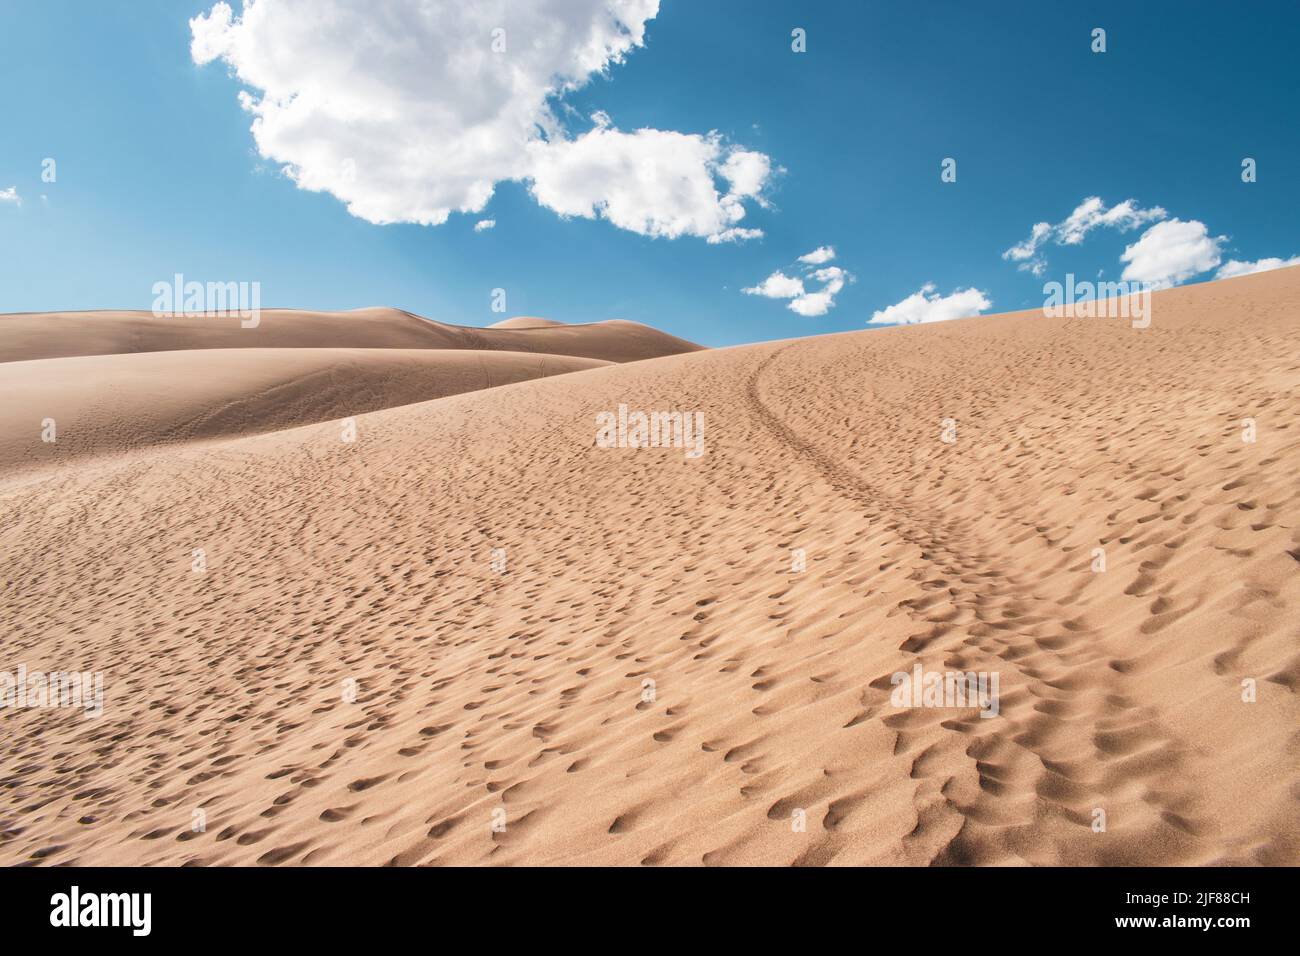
[0,307,703,365]
[488,317,565,330]
[0,305,693,479]
[0,267,1297,866]
[0,348,609,479]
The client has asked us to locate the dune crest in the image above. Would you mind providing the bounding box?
[488,317,564,329]
[0,348,609,479]
[0,305,692,479]
[0,307,703,365]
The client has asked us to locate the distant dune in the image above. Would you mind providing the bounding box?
[0,306,693,479]
[488,316,564,329]
[0,348,608,478]
[1,267,1297,866]
[0,307,703,364]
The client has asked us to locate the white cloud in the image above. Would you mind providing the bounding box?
[743,271,805,299]
[1216,255,1300,279]
[788,291,837,317]
[190,0,773,240]
[743,256,852,317]
[1001,222,1050,274]
[868,283,991,325]
[0,186,20,207]
[474,219,496,232]
[1003,197,1165,274]
[798,245,835,265]
[1120,218,1224,289]
[190,1,236,63]
[811,265,847,287]
[1058,197,1166,245]
[719,150,773,207]
[707,227,764,245]
[790,265,850,316]
[527,125,767,240]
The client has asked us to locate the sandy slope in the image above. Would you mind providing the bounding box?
[488,317,564,329]
[1,268,1297,866]
[0,348,607,479]
[0,307,703,364]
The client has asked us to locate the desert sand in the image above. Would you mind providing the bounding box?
[0,348,609,479]
[0,306,698,482]
[1,268,1297,866]
[0,307,703,365]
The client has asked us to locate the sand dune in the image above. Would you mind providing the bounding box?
[1,267,1297,866]
[0,348,608,479]
[0,308,702,365]
[489,317,565,330]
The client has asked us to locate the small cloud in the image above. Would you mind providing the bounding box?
[527,125,774,241]
[719,149,772,207]
[189,1,235,65]
[798,245,835,265]
[1216,254,1300,279]
[743,270,805,299]
[869,283,991,326]
[474,219,495,232]
[1002,222,1050,275]
[744,255,852,316]
[0,186,21,207]
[788,289,836,317]
[1119,218,1224,289]
[1003,197,1165,274]
[1058,197,1165,245]
[708,227,763,244]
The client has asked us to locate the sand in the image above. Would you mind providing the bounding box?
[488,317,566,330]
[0,348,609,480]
[0,307,703,365]
[1,268,1297,866]
[0,306,698,482]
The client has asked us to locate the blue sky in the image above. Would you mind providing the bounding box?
[1,0,1297,347]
